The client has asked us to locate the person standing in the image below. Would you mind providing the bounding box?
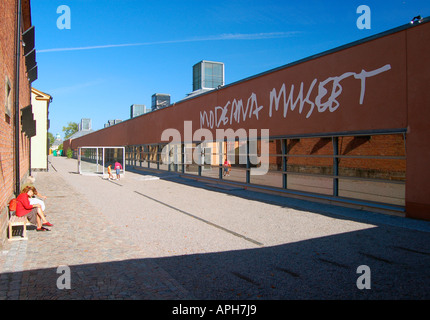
[107,164,113,180]
[114,161,123,180]
[223,158,231,177]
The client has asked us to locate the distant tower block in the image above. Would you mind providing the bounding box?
[151,94,171,111]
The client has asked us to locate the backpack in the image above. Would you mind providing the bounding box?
[8,198,17,211]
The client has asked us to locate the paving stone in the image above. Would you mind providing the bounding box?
[1,156,430,301]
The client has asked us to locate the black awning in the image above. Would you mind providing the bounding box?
[25,48,36,71]
[27,65,38,83]
[21,105,36,137]
[22,25,35,56]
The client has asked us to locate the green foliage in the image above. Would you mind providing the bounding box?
[62,122,79,139]
[47,132,55,147]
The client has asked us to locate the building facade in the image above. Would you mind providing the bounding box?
[104,119,122,128]
[192,60,224,91]
[0,0,36,246]
[30,87,52,171]
[79,118,91,131]
[64,19,430,221]
[130,104,149,118]
[69,118,94,138]
[151,94,171,111]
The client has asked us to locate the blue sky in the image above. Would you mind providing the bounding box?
[31,0,430,139]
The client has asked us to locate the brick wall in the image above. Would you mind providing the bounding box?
[265,134,406,180]
[0,0,32,247]
[61,20,430,220]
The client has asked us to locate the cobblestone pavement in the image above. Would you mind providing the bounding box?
[1,156,430,300]
[0,159,192,300]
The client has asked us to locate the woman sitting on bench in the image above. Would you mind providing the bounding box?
[16,186,53,232]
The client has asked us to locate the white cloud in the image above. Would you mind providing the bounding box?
[37,32,300,53]
[49,79,106,95]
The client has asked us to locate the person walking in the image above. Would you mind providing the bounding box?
[107,164,114,180]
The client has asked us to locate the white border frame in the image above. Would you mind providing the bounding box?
[78,146,125,177]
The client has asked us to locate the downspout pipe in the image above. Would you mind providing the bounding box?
[14,0,22,195]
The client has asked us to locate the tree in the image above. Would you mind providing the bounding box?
[62,122,79,139]
[47,132,55,148]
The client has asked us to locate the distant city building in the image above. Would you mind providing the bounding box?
[183,60,225,100]
[130,104,150,118]
[104,119,122,128]
[79,118,91,131]
[68,118,94,140]
[51,133,62,151]
[151,93,171,111]
[193,60,224,91]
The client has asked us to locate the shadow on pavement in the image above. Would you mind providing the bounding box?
[2,224,430,300]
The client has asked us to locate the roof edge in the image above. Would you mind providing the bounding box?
[180,16,430,103]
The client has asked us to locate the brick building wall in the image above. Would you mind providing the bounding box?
[267,134,406,180]
[63,20,430,220]
[0,0,33,247]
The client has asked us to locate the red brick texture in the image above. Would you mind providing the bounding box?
[63,22,430,220]
[0,0,32,246]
